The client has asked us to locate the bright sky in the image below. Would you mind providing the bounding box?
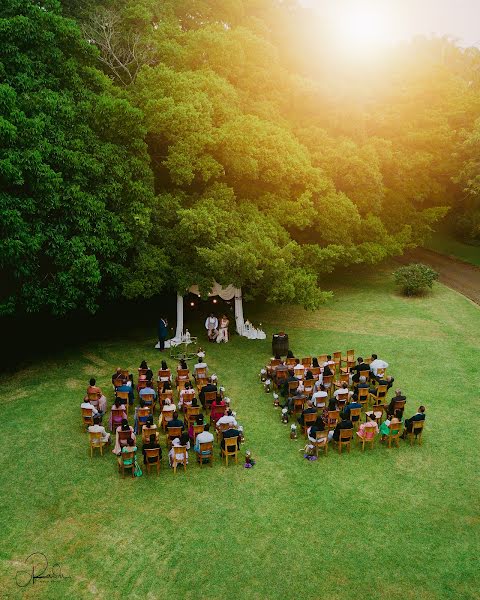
[303,0,480,47]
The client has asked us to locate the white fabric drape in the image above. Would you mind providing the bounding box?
[156,281,266,348]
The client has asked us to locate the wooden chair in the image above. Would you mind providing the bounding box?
[317,354,327,364]
[137,379,148,393]
[166,426,183,448]
[270,358,282,367]
[391,399,406,414]
[176,369,190,384]
[274,369,288,389]
[116,390,130,412]
[357,387,369,410]
[322,375,334,396]
[333,352,342,370]
[110,408,125,432]
[327,410,340,430]
[185,406,200,427]
[340,360,355,375]
[87,392,101,408]
[301,357,312,367]
[336,398,347,411]
[367,404,384,425]
[302,411,318,437]
[310,367,321,379]
[142,426,158,444]
[358,369,370,380]
[141,393,155,415]
[161,411,174,432]
[286,358,296,367]
[369,384,388,406]
[118,430,133,449]
[407,421,425,446]
[288,379,300,394]
[349,407,362,429]
[192,424,205,443]
[194,367,207,380]
[89,431,108,456]
[136,407,151,434]
[293,396,306,416]
[198,441,214,467]
[335,428,353,454]
[341,349,355,365]
[113,377,124,389]
[376,367,386,378]
[196,377,208,392]
[118,451,135,478]
[339,372,350,384]
[157,368,171,381]
[145,448,161,474]
[216,422,230,442]
[159,390,174,408]
[120,369,130,378]
[387,421,402,448]
[336,391,350,403]
[303,379,315,397]
[138,368,148,377]
[358,425,376,451]
[172,446,187,473]
[204,391,217,411]
[221,436,239,466]
[81,407,94,428]
[313,430,329,457]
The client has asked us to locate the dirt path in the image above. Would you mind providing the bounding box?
[396,248,480,305]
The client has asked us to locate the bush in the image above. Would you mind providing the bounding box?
[393,263,439,296]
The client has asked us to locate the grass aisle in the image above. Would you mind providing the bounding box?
[0,271,479,599]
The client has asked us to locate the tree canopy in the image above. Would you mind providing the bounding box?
[1,0,480,315]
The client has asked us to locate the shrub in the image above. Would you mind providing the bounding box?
[393,263,439,296]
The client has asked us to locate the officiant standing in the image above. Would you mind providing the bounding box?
[205,314,218,342]
[158,317,168,351]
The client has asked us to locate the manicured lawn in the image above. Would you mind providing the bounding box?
[425,231,480,267]
[1,270,479,599]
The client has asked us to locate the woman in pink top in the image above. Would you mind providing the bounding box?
[356,414,379,440]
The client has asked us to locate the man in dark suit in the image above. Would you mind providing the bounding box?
[350,357,371,383]
[166,411,184,431]
[199,378,217,409]
[401,406,425,438]
[352,375,370,400]
[221,422,241,450]
[343,399,362,423]
[386,389,406,417]
[298,400,317,426]
[157,317,168,351]
[142,434,162,465]
[330,412,353,442]
[282,373,298,397]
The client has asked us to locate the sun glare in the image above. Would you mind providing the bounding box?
[326,0,396,61]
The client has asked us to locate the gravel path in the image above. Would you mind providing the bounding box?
[396,248,480,305]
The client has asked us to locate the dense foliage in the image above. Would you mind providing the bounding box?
[2,0,480,314]
[394,263,439,296]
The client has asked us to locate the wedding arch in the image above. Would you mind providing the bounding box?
[155,282,266,349]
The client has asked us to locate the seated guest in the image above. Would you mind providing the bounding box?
[134,399,150,434]
[194,422,214,455]
[109,397,127,431]
[322,398,337,421]
[352,375,370,400]
[137,374,148,393]
[386,389,406,417]
[323,355,336,369]
[221,422,242,451]
[294,360,305,380]
[312,384,328,409]
[139,380,157,401]
[380,409,403,442]
[142,415,159,442]
[298,400,316,426]
[162,380,173,394]
[375,375,395,390]
[356,413,379,440]
[116,379,134,406]
[81,398,100,417]
[169,432,190,467]
[312,357,320,369]
[216,409,238,429]
[344,398,362,422]
[142,433,161,465]
[158,360,171,382]
[113,419,136,454]
[111,367,125,385]
[199,377,217,409]
[193,358,208,378]
[328,411,353,441]
[334,383,353,399]
[189,413,205,440]
[178,382,195,409]
[286,350,295,360]
[160,398,176,427]
[350,357,371,383]
[177,359,188,374]
[84,378,107,413]
[401,406,426,438]
[210,396,226,423]
[304,369,314,382]
[139,360,148,370]
[369,354,389,377]
[307,416,325,444]
[166,411,185,431]
[282,372,299,397]
[285,389,307,413]
[88,415,111,444]
[118,437,137,468]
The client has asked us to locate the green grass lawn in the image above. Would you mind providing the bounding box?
[425,231,480,267]
[1,270,479,600]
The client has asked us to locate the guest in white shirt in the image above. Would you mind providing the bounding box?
[88,415,111,443]
[293,360,305,380]
[81,400,99,416]
[334,384,353,399]
[369,354,389,377]
[312,385,328,408]
[194,423,214,454]
[216,409,238,428]
[194,360,208,377]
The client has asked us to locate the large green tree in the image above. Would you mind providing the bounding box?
[0,0,161,315]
